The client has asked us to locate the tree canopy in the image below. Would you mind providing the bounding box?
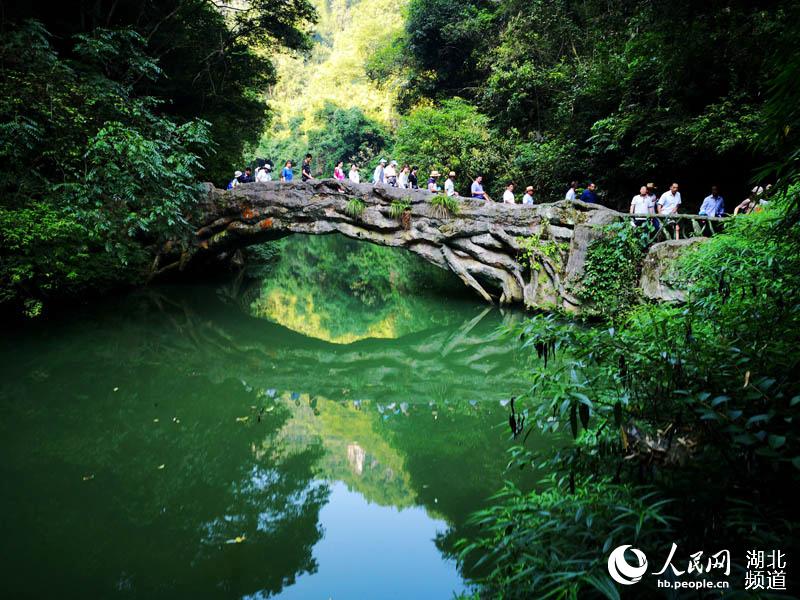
[0,1,317,315]
[372,0,792,202]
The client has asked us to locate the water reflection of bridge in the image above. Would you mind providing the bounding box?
[149,289,531,405]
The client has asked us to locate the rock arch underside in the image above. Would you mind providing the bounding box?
[154,180,722,311]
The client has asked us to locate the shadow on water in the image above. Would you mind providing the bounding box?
[0,236,551,598]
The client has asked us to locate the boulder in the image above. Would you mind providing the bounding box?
[640,238,707,303]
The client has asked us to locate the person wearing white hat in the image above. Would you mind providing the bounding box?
[444,171,459,197]
[373,158,387,185]
[385,160,398,187]
[522,185,535,205]
[255,163,272,183]
[227,170,242,190]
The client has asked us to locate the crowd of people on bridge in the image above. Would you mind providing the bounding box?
[226,155,773,238]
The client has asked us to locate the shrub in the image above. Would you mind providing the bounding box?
[344,198,366,218]
[389,199,411,220]
[571,222,653,317]
[429,194,460,219]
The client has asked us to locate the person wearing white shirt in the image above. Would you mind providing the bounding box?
[503,183,516,205]
[384,160,398,187]
[348,164,360,184]
[444,171,459,197]
[522,186,535,205]
[658,182,682,239]
[657,183,682,215]
[372,158,386,185]
[565,181,577,201]
[630,186,654,227]
[398,165,410,188]
[255,165,272,183]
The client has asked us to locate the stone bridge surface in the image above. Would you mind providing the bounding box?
[156,179,722,310]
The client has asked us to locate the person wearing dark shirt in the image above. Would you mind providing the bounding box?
[301,154,313,182]
[238,168,254,184]
[580,182,598,204]
[408,166,419,189]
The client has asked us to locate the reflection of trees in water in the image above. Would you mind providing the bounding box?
[0,325,330,598]
[142,288,541,569]
[1,285,539,595]
[137,287,539,586]
[244,235,466,343]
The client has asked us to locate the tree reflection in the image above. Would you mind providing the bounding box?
[0,278,539,597]
[0,345,329,598]
[247,235,465,343]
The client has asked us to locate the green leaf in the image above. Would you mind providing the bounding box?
[746,414,771,428]
[579,402,590,430]
[768,435,786,449]
[569,402,578,439]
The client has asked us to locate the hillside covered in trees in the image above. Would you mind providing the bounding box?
[263,0,797,207]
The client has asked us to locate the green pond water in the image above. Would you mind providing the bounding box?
[0,236,547,599]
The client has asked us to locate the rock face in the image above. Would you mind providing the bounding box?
[639,238,708,303]
[154,179,716,311]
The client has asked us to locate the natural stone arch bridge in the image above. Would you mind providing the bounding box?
[154,180,724,310]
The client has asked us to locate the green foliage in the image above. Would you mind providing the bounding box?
[0,22,209,314]
[257,0,404,171]
[364,29,410,106]
[395,0,793,208]
[754,9,800,206]
[462,191,800,595]
[344,198,366,218]
[515,231,565,274]
[3,1,318,185]
[572,223,653,317]
[0,0,320,315]
[457,478,673,599]
[306,102,390,176]
[429,194,461,219]
[403,0,498,104]
[393,99,502,194]
[389,199,411,219]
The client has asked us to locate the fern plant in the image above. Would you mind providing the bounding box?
[430,194,460,219]
[345,197,365,218]
[389,199,411,219]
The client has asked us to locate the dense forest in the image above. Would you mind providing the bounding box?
[264,0,798,206]
[0,0,317,316]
